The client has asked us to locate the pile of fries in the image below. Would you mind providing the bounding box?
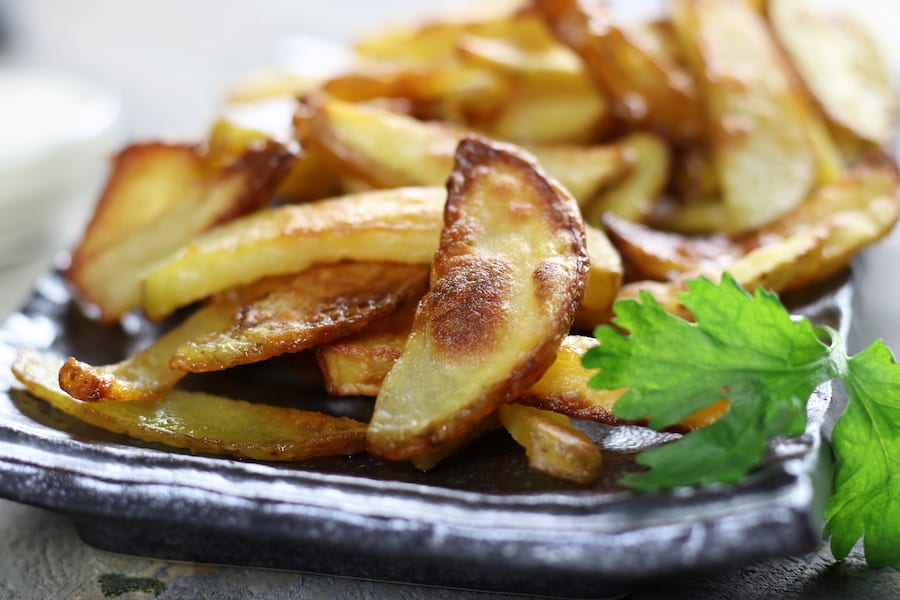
[12,0,900,485]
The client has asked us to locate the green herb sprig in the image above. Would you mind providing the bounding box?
[583,273,900,568]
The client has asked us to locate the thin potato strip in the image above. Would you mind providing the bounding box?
[171,262,429,372]
[143,186,446,320]
[367,137,588,459]
[498,403,601,485]
[59,301,237,402]
[14,350,367,461]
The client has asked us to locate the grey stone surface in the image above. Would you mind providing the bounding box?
[0,498,897,599]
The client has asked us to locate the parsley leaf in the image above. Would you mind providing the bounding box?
[824,340,900,568]
[583,274,839,489]
[583,273,900,567]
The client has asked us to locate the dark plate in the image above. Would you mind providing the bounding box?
[0,271,851,598]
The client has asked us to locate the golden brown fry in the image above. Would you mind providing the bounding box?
[766,154,900,293]
[142,186,446,321]
[171,262,429,372]
[67,141,295,321]
[298,96,630,206]
[210,100,341,202]
[59,302,236,402]
[517,335,622,423]
[573,224,623,330]
[583,131,670,224]
[498,403,601,484]
[367,137,588,460]
[769,0,897,153]
[317,297,419,397]
[670,0,818,233]
[14,350,367,461]
[603,212,741,281]
[534,0,705,146]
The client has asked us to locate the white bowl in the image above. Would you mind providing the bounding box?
[0,67,122,267]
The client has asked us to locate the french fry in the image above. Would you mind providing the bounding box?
[59,301,237,402]
[317,297,418,397]
[534,0,705,146]
[498,403,602,485]
[298,96,630,206]
[604,212,742,281]
[573,224,623,330]
[14,350,367,461]
[670,0,818,233]
[67,141,295,321]
[609,155,900,293]
[367,137,588,459]
[769,0,898,154]
[142,186,446,320]
[583,131,670,224]
[171,262,429,372]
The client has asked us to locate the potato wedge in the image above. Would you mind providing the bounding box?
[14,350,367,461]
[603,212,741,281]
[767,154,900,293]
[211,99,341,202]
[769,0,897,152]
[583,131,670,224]
[317,297,419,397]
[670,0,817,233]
[534,0,705,146]
[366,137,588,459]
[171,262,429,372]
[321,330,722,432]
[573,224,623,330]
[498,403,601,485]
[299,96,630,206]
[68,141,295,321]
[142,186,446,320]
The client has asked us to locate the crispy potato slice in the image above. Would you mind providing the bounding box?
[298,96,630,206]
[521,335,727,431]
[498,403,601,484]
[408,414,502,471]
[475,76,610,145]
[59,275,295,402]
[670,0,817,233]
[142,186,446,321]
[322,62,511,123]
[604,212,741,281]
[619,155,900,293]
[583,131,670,224]
[317,297,419,397]
[59,302,236,402]
[517,335,622,423]
[171,262,429,372]
[769,0,897,152]
[767,155,900,293]
[68,141,295,321]
[573,224,623,330]
[13,350,367,461]
[321,330,722,432]
[366,137,588,459]
[617,228,827,320]
[211,99,341,202]
[534,0,705,146]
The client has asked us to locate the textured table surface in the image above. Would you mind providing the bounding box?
[1,1,900,598]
